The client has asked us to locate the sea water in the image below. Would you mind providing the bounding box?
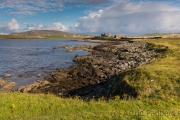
[0,39,93,86]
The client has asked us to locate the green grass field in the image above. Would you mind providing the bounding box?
[0,92,180,120]
[0,38,180,120]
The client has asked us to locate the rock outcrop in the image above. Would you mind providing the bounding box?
[0,78,17,92]
[16,41,162,99]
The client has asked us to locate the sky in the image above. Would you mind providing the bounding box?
[0,0,180,35]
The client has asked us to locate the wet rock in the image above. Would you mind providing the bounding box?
[3,82,17,90]
[53,45,70,49]
[18,80,50,93]
[67,49,73,52]
[60,45,70,49]
[4,74,12,78]
[36,74,41,77]
[51,72,68,82]
[0,77,18,92]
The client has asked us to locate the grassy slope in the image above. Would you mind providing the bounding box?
[111,39,180,100]
[144,33,169,36]
[44,35,85,39]
[0,39,180,119]
[0,35,42,39]
[0,35,85,39]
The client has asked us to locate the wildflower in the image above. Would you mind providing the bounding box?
[150,80,154,82]
[11,104,15,109]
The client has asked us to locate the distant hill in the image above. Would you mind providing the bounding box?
[10,30,73,36]
[144,33,180,38]
[144,33,169,36]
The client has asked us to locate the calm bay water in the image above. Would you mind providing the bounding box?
[0,39,93,86]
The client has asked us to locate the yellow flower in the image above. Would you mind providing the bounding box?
[11,104,15,109]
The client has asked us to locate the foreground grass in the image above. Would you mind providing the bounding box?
[0,38,180,119]
[0,92,180,120]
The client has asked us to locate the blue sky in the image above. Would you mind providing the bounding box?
[0,0,180,35]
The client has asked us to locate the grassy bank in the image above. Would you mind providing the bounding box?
[0,39,180,119]
[111,39,180,100]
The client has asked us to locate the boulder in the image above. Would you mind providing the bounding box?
[36,74,41,77]
[4,74,12,78]
[0,78,6,86]
[1,82,17,92]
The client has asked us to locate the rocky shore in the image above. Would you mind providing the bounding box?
[0,77,17,92]
[15,40,162,99]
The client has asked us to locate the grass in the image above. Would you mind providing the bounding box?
[0,35,42,39]
[111,39,180,100]
[0,35,86,39]
[0,92,180,120]
[0,38,180,119]
[44,35,67,39]
[144,33,169,36]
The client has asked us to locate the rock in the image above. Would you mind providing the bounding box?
[93,68,106,78]
[53,46,61,49]
[36,74,41,77]
[56,68,66,72]
[17,80,50,93]
[60,45,70,49]
[0,78,6,86]
[4,74,12,78]
[17,86,26,92]
[0,78,18,92]
[2,82,17,91]
[58,92,63,96]
[51,72,68,82]
[53,45,70,49]
[67,49,73,52]
[16,41,161,99]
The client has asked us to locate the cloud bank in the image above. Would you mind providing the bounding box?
[74,2,180,35]
[1,1,180,35]
[0,19,20,34]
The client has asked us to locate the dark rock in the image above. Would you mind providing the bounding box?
[16,41,161,99]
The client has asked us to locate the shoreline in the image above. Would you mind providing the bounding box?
[0,39,95,91]
[11,39,162,99]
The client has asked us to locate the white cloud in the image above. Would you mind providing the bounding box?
[74,2,180,35]
[24,22,69,32]
[2,1,180,35]
[45,23,69,31]
[25,24,44,31]
[0,19,20,34]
